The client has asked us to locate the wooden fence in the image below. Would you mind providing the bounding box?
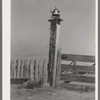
[10,53,95,85]
[10,49,61,86]
[60,54,95,83]
[10,59,48,84]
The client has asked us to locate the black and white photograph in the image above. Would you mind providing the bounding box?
[9,0,97,100]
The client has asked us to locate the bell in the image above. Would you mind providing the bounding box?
[54,9,58,15]
[52,7,60,18]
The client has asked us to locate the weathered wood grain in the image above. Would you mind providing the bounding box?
[61,64,95,73]
[55,49,61,85]
[60,74,95,83]
[61,54,95,62]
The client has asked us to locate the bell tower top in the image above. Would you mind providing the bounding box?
[48,7,63,22]
[51,7,60,18]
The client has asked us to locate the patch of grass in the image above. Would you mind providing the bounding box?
[22,79,43,89]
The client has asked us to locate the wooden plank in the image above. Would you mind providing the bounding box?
[41,60,45,83]
[60,74,95,83]
[61,54,95,62]
[19,60,23,78]
[61,64,95,70]
[15,60,18,78]
[34,60,38,82]
[11,60,13,78]
[10,60,12,78]
[12,61,14,78]
[28,60,31,78]
[23,60,27,78]
[43,60,48,84]
[13,60,16,78]
[38,60,41,82]
[18,60,20,78]
[42,61,44,83]
[25,60,28,78]
[23,60,25,78]
[61,64,95,73]
[30,60,34,79]
[40,61,42,82]
[34,60,36,82]
[55,49,61,85]
[21,60,24,78]
[10,61,12,78]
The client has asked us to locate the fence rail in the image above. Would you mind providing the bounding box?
[60,74,95,83]
[61,64,95,73]
[61,54,95,83]
[61,54,95,62]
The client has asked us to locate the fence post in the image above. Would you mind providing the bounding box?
[48,8,63,87]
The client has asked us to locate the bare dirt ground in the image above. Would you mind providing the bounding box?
[11,84,95,100]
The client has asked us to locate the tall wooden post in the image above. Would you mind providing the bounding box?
[48,7,63,87]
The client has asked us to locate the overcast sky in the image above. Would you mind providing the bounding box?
[11,0,95,57]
